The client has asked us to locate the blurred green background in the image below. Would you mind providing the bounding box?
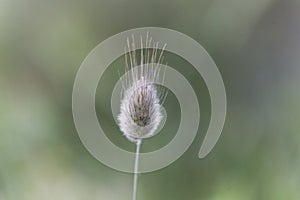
[1,0,300,199]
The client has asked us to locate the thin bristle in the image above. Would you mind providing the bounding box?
[140,35,144,78]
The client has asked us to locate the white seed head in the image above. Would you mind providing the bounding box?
[117,34,167,143]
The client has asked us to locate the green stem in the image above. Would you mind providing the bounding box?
[133,139,141,200]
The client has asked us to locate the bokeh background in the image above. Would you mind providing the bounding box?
[1,0,300,199]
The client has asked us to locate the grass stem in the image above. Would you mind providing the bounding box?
[133,139,142,200]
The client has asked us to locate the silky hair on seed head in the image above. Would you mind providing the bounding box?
[117,33,167,143]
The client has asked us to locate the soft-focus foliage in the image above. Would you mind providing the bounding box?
[1,0,300,199]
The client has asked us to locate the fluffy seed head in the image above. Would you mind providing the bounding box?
[117,34,167,143]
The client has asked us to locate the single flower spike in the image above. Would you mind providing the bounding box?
[117,34,167,143]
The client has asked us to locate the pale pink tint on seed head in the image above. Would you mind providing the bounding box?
[117,33,167,143]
